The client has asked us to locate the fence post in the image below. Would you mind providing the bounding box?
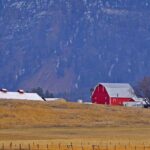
[92,145,95,150]
[2,143,4,150]
[70,142,73,150]
[114,145,116,150]
[58,143,61,150]
[81,143,84,150]
[92,145,100,150]
[135,146,136,150]
[106,145,108,150]
[125,145,127,150]
[19,144,22,150]
[28,144,31,150]
[10,142,12,149]
[47,144,49,150]
[37,144,39,150]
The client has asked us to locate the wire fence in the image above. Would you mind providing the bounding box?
[0,142,150,150]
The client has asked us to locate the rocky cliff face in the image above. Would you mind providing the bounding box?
[0,0,150,100]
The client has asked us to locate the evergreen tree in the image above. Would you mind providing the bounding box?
[31,87,44,97]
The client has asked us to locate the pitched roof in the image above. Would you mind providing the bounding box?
[0,91,43,101]
[100,83,137,98]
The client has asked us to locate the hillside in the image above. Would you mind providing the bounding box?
[0,100,150,129]
[1,1,150,100]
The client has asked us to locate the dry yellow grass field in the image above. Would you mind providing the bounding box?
[0,100,150,149]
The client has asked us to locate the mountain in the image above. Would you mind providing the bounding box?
[0,0,150,100]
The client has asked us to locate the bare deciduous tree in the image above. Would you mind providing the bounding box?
[135,76,150,100]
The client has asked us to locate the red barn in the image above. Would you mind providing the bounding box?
[91,83,137,105]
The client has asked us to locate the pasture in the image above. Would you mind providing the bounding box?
[0,100,150,149]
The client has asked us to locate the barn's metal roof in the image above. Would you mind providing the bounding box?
[100,83,137,98]
[0,91,43,101]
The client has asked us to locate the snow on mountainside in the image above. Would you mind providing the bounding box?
[0,0,150,100]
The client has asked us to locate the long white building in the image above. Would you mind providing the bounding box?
[0,89,43,101]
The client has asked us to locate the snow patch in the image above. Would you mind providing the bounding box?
[10,1,25,9]
[146,2,149,6]
[101,8,129,16]
[128,68,131,73]
[75,83,78,89]
[115,56,119,62]
[108,64,115,77]
[35,11,47,18]
[15,75,18,80]
[56,58,60,69]
[84,11,94,23]
[83,0,87,5]
[19,68,25,76]
[77,75,81,81]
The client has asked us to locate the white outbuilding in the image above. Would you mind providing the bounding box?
[0,89,43,101]
[45,98,66,102]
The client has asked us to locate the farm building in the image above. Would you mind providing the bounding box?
[123,101,144,107]
[45,98,66,102]
[0,89,43,101]
[91,83,137,106]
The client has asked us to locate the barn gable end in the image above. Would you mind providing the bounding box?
[92,84,110,104]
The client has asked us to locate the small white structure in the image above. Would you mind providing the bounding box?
[45,98,64,102]
[0,90,43,101]
[83,102,92,104]
[123,101,144,107]
[77,99,83,103]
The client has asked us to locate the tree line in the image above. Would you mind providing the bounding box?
[30,87,54,98]
[135,76,150,100]
[29,76,150,100]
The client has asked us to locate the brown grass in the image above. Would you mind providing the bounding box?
[0,100,150,148]
[0,100,150,129]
